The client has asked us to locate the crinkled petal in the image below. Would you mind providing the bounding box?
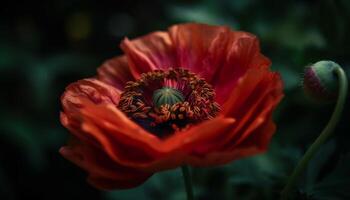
[168,23,271,104]
[61,78,121,110]
[213,34,271,103]
[122,116,235,171]
[60,79,163,169]
[60,137,151,189]
[219,68,283,149]
[97,56,134,90]
[189,116,276,167]
[68,103,235,172]
[181,68,282,166]
[222,69,282,143]
[121,31,177,79]
[168,23,231,82]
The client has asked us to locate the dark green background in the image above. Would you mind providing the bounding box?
[1,0,350,199]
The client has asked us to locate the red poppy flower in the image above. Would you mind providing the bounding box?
[60,23,284,190]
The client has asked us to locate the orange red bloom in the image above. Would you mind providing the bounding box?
[60,23,284,189]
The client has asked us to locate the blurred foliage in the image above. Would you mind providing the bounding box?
[0,0,350,199]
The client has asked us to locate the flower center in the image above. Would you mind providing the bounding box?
[117,68,220,138]
[153,87,185,108]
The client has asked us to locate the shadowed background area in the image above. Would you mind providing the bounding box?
[0,0,350,199]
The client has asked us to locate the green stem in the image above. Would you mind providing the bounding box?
[280,66,348,200]
[181,165,194,200]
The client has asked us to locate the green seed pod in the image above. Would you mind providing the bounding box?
[153,87,185,107]
[303,60,340,102]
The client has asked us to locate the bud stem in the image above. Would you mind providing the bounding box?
[281,66,348,200]
[181,165,194,200]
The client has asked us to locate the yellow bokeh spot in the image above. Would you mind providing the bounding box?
[65,12,91,41]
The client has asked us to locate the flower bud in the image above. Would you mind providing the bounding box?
[303,61,340,102]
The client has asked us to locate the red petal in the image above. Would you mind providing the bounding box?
[168,23,270,104]
[69,102,235,172]
[168,23,231,82]
[190,117,277,167]
[183,69,283,166]
[60,137,151,190]
[213,34,271,104]
[63,104,235,172]
[61,78,121,110]
[233,114,276,152]
[97,56,134,90]
[76,104,162,165]
[125,116,236,171]
[61,79,164,170]
[121,31,177,79]
[219,68,283,149]
[222,68,282,117]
